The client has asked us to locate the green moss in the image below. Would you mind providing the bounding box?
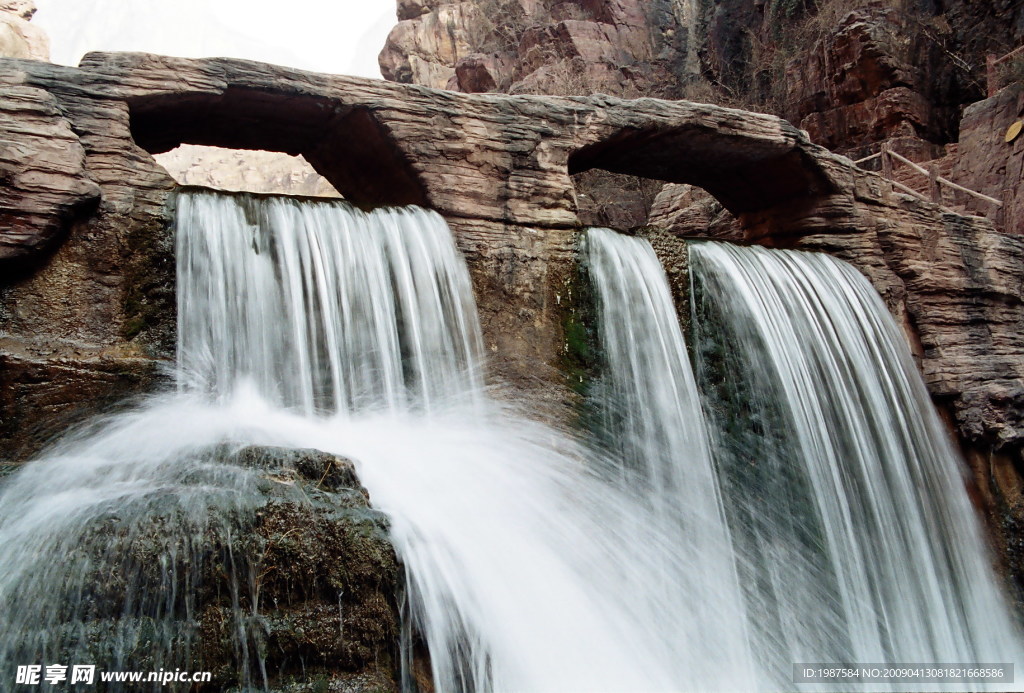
[119,196,176,352]
[556,233,600,398]
[121,316,147,340]
[13,445,404,692]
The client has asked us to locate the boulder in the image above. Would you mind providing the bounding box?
[1,444,405,691]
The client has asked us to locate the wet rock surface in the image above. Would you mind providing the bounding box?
[3,445,405,692]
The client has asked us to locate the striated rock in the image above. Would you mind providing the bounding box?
[780,7,951,158]
[379,1,480,88]
[0,76,99,261]
[0,51,838,460]
[648,183,742,240]
[380,0,700,99]
[786,9,916,121]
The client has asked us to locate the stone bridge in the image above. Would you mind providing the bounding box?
[1,53,1021,507]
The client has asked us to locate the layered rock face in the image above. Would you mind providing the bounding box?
[0,51,1019,480]
[0,51,879,462]
[380,0,702,98]
[375,0,1024,589]
[782,7,946,159]
[954,83,1024,231]
[0,31,1021,619]
[380,0,1024,171]
[378,0,1024,233]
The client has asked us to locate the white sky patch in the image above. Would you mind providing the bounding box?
[33,0,396,79]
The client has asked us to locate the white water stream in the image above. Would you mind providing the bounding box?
[0,194,1019,692]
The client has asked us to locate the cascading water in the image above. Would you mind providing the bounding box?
[0,191,748,692]
[689,241,1024,689]
[2,187,1021,692]
[175,191,484,413]
[581,228,756,688]
[0,189,496,689]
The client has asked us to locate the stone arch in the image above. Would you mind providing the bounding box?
[567,123,837,217]
[128,87,429,208]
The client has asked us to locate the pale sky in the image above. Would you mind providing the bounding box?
[33,0,397,79]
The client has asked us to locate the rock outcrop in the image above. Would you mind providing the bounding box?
[0,49,1017,462]
[0,72,99,261]
[0,52,840,460]
[379,0,701,98]
[4,444,405,691]
[377,0,1024,232]
[373,0,1024,595]
[378,0,1024,192]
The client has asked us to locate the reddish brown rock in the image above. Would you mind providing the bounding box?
[954,82,1024,232]
[648,183,742,241]
[0,75,100,262]
[448,52,514,92]
[380,0,700,98]
[379,1,480,88]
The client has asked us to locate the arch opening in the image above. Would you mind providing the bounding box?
[128,88,429,208]
[568,125,835,219]
[154,144,342,198]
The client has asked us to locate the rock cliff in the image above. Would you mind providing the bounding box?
[379,1,1024,173]
[0,52,1019,489]
[378,0,1024,231]
[380,0,703,98]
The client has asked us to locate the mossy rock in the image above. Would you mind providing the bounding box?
[5,445,406,692]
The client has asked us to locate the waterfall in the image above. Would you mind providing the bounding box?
[581,227,756,687]
[1,190,1021,692]
[689,241,1023,688]
[176,190,483,414]
[0,190,495,688]
[0,192,730,692]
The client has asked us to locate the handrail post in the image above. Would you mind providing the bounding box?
[928,164,942,204]
[880,142,893,200]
